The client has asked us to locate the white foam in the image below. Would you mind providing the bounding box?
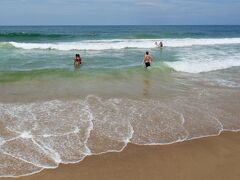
[85,96,133,154]
[167,58,240,73]
[166,46,240,73]
[31,138,62,164]
[0,95,240,177]
[20,131,32,139]
[7,38,240,51]
[0,137,5,145]
[1,138,59,169]
[0,150,44,177]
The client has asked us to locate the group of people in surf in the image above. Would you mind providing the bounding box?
[74,41,163,69]
[155,41,163,48]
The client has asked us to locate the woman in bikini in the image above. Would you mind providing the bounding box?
[74,54,82,66]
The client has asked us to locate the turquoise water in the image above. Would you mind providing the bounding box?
[1,26,240,77]
[0,26,240,177]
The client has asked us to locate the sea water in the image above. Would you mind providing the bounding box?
[0,25,240,177]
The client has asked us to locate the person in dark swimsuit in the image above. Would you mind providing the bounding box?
[74,54,82,66]
[145,61,151,68]
[159,41,163,48]
[144,51,152,68]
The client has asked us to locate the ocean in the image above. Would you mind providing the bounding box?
[0,25,240,177]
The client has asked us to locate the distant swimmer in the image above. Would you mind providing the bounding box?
[155,41,163,48]
[159,41,163,47]
[144,51,152,68]
[74,54,82,66]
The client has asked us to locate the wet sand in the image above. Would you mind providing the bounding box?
[2,132,240,180]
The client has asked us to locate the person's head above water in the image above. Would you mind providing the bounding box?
[146,51,149,55]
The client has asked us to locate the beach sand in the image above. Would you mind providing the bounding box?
[1,132,240,180]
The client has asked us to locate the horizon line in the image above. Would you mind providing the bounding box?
[0,24,240,26]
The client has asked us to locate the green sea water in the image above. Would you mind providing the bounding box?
[0,26,240,178]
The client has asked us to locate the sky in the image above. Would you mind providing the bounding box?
[0,0,240,25]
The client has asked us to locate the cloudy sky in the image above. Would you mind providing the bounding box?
[0,0,239,25]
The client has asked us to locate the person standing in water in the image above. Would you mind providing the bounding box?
[155,41,163,48]
[144,51,152,68]
[74,54,82,66]
[159,41,163,48]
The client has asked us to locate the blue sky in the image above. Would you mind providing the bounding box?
[0,0,240,25]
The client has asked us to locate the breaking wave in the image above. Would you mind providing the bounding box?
[2,38,240,51]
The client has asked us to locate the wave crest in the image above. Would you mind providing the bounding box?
[4,38,240,51]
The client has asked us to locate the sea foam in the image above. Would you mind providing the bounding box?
[165,44,240,73]
[7,38,240,51]
[0,94,239,177]
[166,54,240,73]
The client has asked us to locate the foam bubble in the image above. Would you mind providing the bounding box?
[20,131,32,139]
[0,137,5,145]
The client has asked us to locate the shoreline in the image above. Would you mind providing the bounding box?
[1,131,240,180]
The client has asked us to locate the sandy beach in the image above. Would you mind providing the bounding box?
[1,2,240,179]
[1,132,239,180]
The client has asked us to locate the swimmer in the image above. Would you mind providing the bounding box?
[155,41,163,48]
[74,54,82,66]
[143,51,152,68]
